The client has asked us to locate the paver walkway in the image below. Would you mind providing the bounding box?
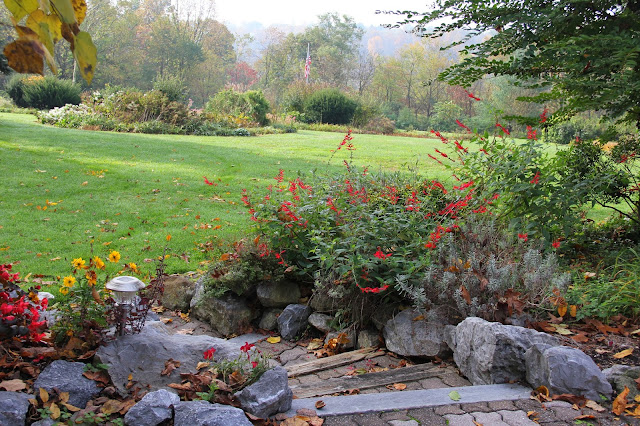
[158,311,640,425]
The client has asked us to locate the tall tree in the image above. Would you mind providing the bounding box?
[392,0,640,126]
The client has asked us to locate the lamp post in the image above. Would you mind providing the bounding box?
[105,276,145,336]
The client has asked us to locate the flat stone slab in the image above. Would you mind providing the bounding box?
[282,384,532,417]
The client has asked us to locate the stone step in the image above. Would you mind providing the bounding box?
[282,383,533,417]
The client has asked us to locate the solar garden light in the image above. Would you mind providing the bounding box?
[106,276,145,336]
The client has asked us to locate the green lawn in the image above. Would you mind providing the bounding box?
[1,113,455,279]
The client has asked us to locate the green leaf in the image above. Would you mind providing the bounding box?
[50,0,75,23]
[448,390,461,401]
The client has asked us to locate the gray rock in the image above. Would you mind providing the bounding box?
[124,389,179,426]
[236,366,293,418]
[277,304,311,340]
[308,312,333,333]
[525,344,613,401]
[325,329,356,350]
[443,325,457,351]
[603,364,640,400]
[189,275,206,310]
[174,401,251,426]
[451,317,559,385]
[259,308,281,331]
[96,320,239,395]
[357,329,380,349]
[33,360,101,408]
[257,281,300,308]
[0,391,32,426]
[383,309,450,358]
[191,293,256,336]
[32,419,56,426]
[161,275,196,312]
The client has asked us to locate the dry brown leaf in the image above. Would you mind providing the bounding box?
[315,400,325,409]
[58,392,69,403]
[571,333,589,343]
[160,318,173,324]
[473,421,483,426]
[569,305,577,317]
[0,379,27,392]
[176,328,195,335]
[526,410,539,418]
[296,408,317,417]
[281,417,309,426]
[460,285,472,305]
[307,338,324,351]
[552,393,586,406]
[613,348,634,359]
[308,417,324,426]
[196,362,209,370]
[393,383,407,390]
[161,359,181,376]
[574,414,596,420]
[612,386,630,415]
[585,400,606,412]
[101,399,125,415]
[557,303,568,317]
[61,402,81,412]
[412,314,425,321]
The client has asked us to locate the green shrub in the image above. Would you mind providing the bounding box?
[546,115,609,144]
[303,89,357,125]
[361,116,395,135]
[205,89,271,126]
[431,102,464,132]
[153,75,187,103]
[7,75,81,110]
[352,103,381,128]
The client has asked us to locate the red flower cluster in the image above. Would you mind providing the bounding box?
[359,284,389,294]
[430,129,448,143]
[456,119,472,133]
[539,108,548,124]
[518,233,528,242]
[1,264,47,342]
[496,123,510,135]
[453,181,474,191]
[526,126,537,140]
[530,171,541,185]
[203,347,216,360]
[240,342,255,353]
[374,247,392,260]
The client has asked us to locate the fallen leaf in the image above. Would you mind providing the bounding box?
[281,417,309,426]
[557,303,568,317]
[613,348,634,359]
[574,414,595,420]
[160,318,173,324]
[315,400,325,409]
[176,329,194,335]
[635,395,640,403]
[569,305,577,317]
[58,392,69,403]
[552,393,586,406]
[161,359,181,376]
[631,329,640,335]
[448,390,461,401]
[309,417,324,426]
[551,323,573,335]
[585,400,606,412]
[584,272,596,279]
[307,339,324,350]
[393,383,407,390]
[49,402,60,419]
[473,421,482,426]
[296,408,317,417]
[526,410,539,418]
[267,336,281,344]
[460,285,471,305]
[0,379,27,391]
[39,387,49,403]
[612,386,630,415]
[101,399,125,415]
[61,402,81,412]
[413,314,425,321]
[196,362,209,370]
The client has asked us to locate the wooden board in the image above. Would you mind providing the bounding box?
[285,347,384,378]
[289,363,443,398]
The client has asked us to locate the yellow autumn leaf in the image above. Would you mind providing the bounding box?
[569,305,577,317]
[612,348,633,359]
[39,387,49,403]
[557,303,568,317]
[49,402,61,419]
[166,234,171,241]
[266,336,281,344]
[4,0,39,21]
[71,0,86,25]
[3,39,45,75]
[72,31,96,84]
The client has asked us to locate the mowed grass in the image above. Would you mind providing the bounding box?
[1,113,454,279]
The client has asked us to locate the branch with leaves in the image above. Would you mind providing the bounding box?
[2,0,96,83]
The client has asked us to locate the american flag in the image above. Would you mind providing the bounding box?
[304,44,311,82]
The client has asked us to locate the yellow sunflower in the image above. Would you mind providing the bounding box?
[63,276,76,287]
[59,287,69,295]
[93,256,105,270]
[72,257,86,269]
[128,262,138,273]
[108,250,121,263]
[85,270,97,287]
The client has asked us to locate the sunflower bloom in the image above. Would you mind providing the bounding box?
[93,256,105,270]
[63,276,76,287]
[59,287,69,295]
[108,250,121,263]
[128,262,138,273]
[85,270,97,287]
[72,258,86,269]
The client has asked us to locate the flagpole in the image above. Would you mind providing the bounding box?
[305,43,310,84]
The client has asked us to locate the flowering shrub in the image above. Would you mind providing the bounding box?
[239,132,569,325]
[51,250,142,347]
[0,264,48,343]
[200,342,271,393]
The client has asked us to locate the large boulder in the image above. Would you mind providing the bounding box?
[161,275,196,312]
[383,309,450,358]
[257,281,300,308]
[236,366,293,418]
[96,321,239,395]
[124,389,180,426]
[174,401,251,426]
[278,304,311,340]
[34,361,101,408]
[259,308,281,331]
[0,391,31,426]
[191,293,256,336]
[450,317,559,385]
[603,364,640,401]
[525,344,613,401]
